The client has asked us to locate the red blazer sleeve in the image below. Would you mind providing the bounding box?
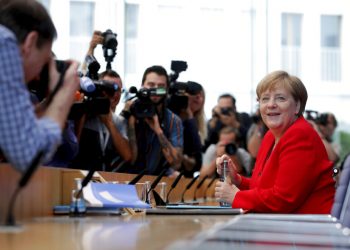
[232,117,335,213]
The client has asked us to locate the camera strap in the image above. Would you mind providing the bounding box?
[98,123,110,170]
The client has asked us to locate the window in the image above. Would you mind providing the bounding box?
[69,1,95,63]
[70,1,95,37]
[281,13,302,77]
[321,15,341,81]
[125,3,139,74]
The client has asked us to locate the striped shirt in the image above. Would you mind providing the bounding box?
[0,25,61,172]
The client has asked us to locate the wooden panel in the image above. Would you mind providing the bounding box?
[0,164,219,222]
[0,164,62,221]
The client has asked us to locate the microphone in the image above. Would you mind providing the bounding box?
[166,171,184,204]
[146,168,167,206]
[203,175,217,201]
[70,164,98,216]
[80,76,96,92]
[128,168,147,185]
[180,175,199,203]
[5,151,44,226]
[193,175,208,202]
[111,159,128,173]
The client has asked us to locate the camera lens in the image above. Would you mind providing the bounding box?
[225,143,237,155]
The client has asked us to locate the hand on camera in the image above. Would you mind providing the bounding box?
[145,114,162,134]
[87,31,104,55]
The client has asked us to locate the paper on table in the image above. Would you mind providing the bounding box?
[83,182,151,209]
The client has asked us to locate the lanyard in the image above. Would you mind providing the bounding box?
[98,122,110,159]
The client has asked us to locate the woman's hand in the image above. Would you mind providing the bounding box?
[216,154,242,186]
[214,180,239,205]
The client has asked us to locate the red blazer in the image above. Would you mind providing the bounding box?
[234,117,335,213]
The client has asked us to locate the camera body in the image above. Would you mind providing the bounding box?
[69,79,119,119]
[167,60,189,115]
[28,59,69,102]
[102,29,118,69]
[129,86,167,118]
[225,143,237,155]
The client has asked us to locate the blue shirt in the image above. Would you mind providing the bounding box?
[134,109,183,175]
[0,25,61,172]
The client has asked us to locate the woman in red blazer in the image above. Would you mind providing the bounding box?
[215,71,335,213]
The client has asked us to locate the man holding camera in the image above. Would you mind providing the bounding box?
[205,93,252,150]
[0,1,80,172]
[200,126,251,177]
[122,65,183,175]
[71,31,132,171]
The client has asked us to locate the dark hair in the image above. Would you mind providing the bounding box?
[218,93,236,107]
[319,112,338,127]
[99,69,121,80]
[141,65,169,87]
[0,0,57,48]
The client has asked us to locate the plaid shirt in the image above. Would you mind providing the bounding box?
[0,25,61,172]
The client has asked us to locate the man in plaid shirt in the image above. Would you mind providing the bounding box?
[0,1,80,172]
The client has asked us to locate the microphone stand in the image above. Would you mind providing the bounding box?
[166,171,184,204]
[180,175,199,204]
[128,168,147,185]
[69,164,98,217]
[5,151,44,226]
[193,175,208,202]
[203,175,217,201]
[146,168,167,206]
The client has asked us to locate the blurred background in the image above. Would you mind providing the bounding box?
[39,0,350,160]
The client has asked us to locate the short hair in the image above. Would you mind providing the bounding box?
[256,70,308,117]
[141,65,169,87]
[0,0,57,48]
[218,93,236,107]
[219,126,241,139]
[99,70,121,80]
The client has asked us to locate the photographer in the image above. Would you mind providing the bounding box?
[305,110,340,165]
[0,1,80,172]
[122,65,183,175]
[169,81,206,177]
[71,31,131,171]
[200,126,251,177]
[205,93,252,151]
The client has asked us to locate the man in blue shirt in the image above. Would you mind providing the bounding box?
[122,66,183,175]
[0,1,80,172]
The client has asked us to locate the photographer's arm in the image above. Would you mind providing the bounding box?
[145,115,183,169]
[100,111,132,162]
[127,116,138,164]
[44,61,80,130]
[81,31,103,72]
[157,131,183,170]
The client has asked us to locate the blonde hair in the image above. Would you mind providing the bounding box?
[193,89,207,145]
[256,70,308,117]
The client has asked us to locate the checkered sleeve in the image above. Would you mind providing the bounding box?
[0,28,62,172]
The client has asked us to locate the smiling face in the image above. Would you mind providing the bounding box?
[259,85,300,140]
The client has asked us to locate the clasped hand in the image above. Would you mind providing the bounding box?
[215,154,241,205]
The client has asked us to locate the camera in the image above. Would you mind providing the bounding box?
[102,29,118,70]
[304,110,319,122]
[68,77,120,119]
[225,143,237,155]
[129,86,167,118]
[28,59,69,102]
[167,60,189,115]
[220,107,234,116]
